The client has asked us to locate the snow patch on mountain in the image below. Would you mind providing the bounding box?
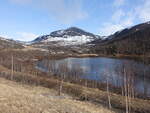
[32,27,101,46]
[56,30,65,35]
[42,35,94,45]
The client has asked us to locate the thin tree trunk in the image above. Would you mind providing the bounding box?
[107,77,111,109]
[124,68,129,113]
[11,55,13,80]
[58,79,63,96]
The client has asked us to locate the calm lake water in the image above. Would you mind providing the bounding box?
[37,57,150,96]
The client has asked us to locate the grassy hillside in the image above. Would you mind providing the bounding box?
[0,78,115,113]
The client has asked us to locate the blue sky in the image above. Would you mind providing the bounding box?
[0,0,150,41]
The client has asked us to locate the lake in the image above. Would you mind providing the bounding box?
[36,57,150,97]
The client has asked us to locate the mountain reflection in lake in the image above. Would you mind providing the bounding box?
[37,57,150,97]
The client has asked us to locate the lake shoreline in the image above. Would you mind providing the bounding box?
[41,53,150,64]
[38,56,150,97]
[0,65,149,113]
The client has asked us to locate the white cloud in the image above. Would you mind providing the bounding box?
[99,19,133,36]
[0,34,12,39]
[99,9,134,36]
[112,9,125,22]
[99,23,124,36]
[15,32,38,41]
[98,0,129,36]
[98,0,140,36]
[100,0,150,36]
[135,0,150,22]
[113,0,125,7]
[38,0,87,24]
[0,32,38,41]
[8,0,87,24]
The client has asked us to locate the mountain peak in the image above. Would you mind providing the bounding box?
[66,27,84,31]
[50,26,91,37]
[32,27,101,45]
[42,27,101,41]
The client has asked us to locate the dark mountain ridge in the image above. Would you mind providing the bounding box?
[92,21,150,56]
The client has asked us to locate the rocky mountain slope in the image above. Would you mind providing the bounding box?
[31,27,101,46]
[0,37,24,50]
[92,21,150,56]
[30,27,101,54]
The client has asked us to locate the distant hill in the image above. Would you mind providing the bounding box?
[0,37,24,50]
[92,21,150,56]
[29,27,101,54]
[31,27,101,46]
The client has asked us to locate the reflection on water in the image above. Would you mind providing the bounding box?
[37,57,150,96]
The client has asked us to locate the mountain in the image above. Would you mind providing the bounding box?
[1,21,149,56]
[32,27,101,46]
[0,37,24,50]
[30,22,150,55]
[92,21,150,55]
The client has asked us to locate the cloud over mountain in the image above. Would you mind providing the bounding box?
[9,0,87,24]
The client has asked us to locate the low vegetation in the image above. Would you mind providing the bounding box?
[0,62,150,113]
[0,78,117,113]
[0,47,149,113]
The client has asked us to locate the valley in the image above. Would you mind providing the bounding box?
[0,21,150,113]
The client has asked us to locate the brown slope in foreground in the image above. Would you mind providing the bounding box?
[0,78,115,113]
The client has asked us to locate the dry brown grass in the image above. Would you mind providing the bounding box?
[0,65,150,113]
[0,78,115,113]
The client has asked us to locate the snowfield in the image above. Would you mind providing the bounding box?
[41,35,95,45]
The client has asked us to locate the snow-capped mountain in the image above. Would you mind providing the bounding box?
[32,27,101,46]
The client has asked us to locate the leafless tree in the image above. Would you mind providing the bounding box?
[58,62,68,96]
[104,66,112,109]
